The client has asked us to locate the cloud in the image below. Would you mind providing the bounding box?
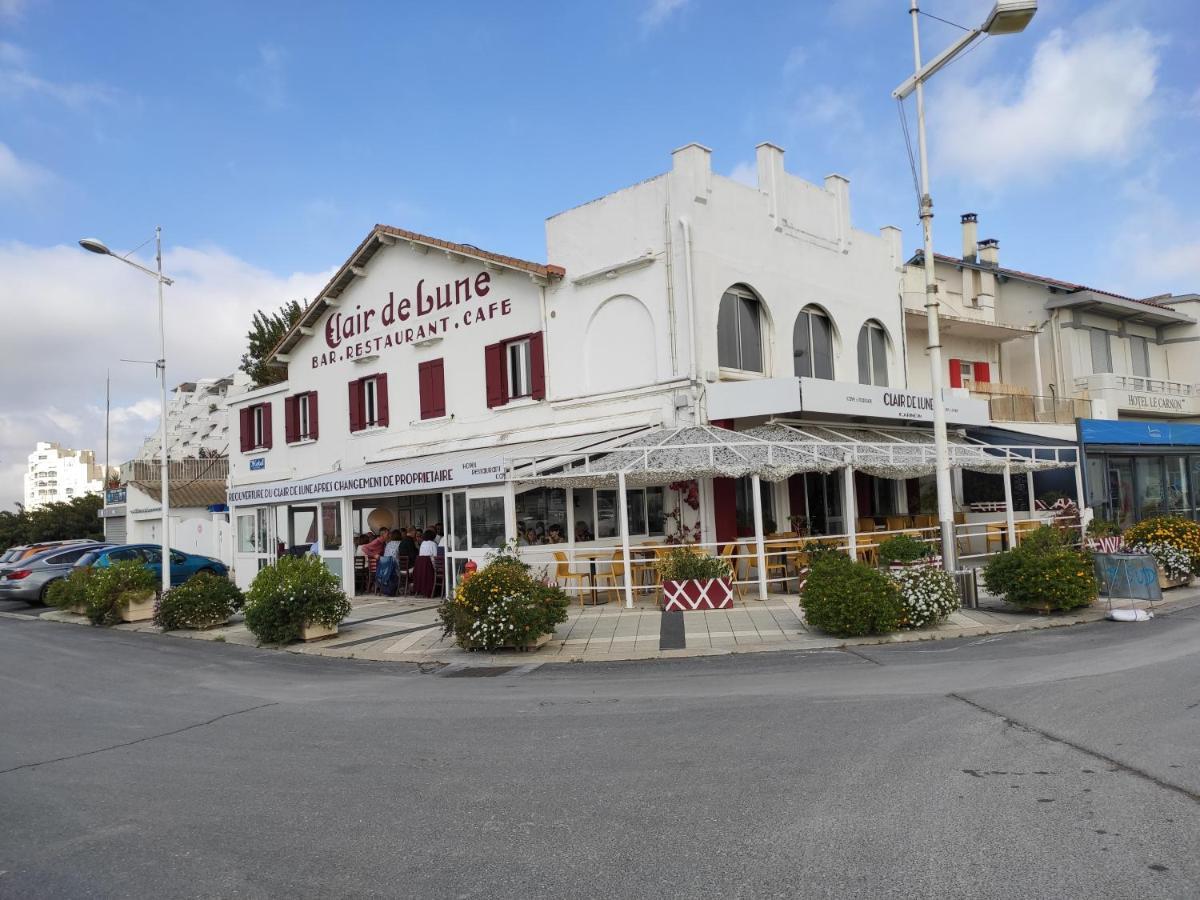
[237,43,288,108]
[781,46,807,76]
[0,43,120,109]
[640,0,690,31]
[931,26,1160,187]
[728,161,757,187]
[0,241,334,507]
[0,140,53,197]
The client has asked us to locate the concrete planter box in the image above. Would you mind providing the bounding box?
[1157,571,1192,591]
[298,621,338,642]
[67,602,87,616]
[119,591,157,623]
[663,578,734,611]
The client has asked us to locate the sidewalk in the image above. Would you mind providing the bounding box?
[38,583,1200,668]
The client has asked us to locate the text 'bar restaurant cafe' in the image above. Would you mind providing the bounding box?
[226,143,1081,604]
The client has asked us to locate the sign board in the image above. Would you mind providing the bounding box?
[1093,552,1162,601]
[249,458,265,471]
[105,488,127,504]
[1079,418,1200,447]
[799,378,990,426]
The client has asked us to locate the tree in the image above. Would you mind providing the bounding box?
[0,494,105,550]
[239,299,303,388]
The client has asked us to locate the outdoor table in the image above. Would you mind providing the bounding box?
[571,547,619,605]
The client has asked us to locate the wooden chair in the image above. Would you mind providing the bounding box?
[431,556,445,598]
[1015,519,1041,544]
[856,517,879,534]
[394,555,411,596]
[595,551,628,605]
[552,551,594,607]
[886,516,910,533]
[764,541,789,594]
[354,556,368,592]
[718,543,744,601]
[913,514,936,530]
[985,522,1008,554]
[365,556,378,594]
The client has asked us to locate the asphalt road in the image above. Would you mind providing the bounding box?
[1,600,1199,899]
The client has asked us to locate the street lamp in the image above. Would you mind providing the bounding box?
[80,228,176,595]
[891,0,1037,570]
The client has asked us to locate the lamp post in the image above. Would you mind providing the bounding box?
[80,228,175,595]
[892,0,1037,569]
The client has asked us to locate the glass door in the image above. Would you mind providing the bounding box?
[1135,456,1165,523]
[1106,457,1135,528]
[1165,456,1190,519]
[444,491,468,594]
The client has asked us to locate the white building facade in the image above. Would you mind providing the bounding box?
[23,442,104,510]
[226,143,1072,594]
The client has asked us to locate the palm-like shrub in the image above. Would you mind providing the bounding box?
[155,572,244,630]
[801,552,903,637]
[243,555,351,644]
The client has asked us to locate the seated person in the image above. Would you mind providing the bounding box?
[418,529,438,557]
[545,523,564,544]
[396,530,418,565]
[574,520,593,542]
[520,526,540,546]
[384,529,402,559]
[361,529,389,560]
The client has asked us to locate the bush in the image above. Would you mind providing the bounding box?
[438,545,569,651]
[85,559,158,626]
[982,532,1097,613]
[1124,516,1200,577]
[878,533,934,567]
[1087,518,1122,539]
[243,555,351,644]
[46,566,94,611]
[890,566,960,628]
[658,547,732,582]
[155,572,244,630]
[801,552,903,637]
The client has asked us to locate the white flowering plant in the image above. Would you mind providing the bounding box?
[439,546,569,651]
[243,555,351,644]
[1128,541,1193,582]
[889,566,960,629]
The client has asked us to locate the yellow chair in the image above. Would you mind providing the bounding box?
[1015,519,1041,544]
[985,522,1008,554]
[718,543,744,601]
[594,551,628,605]
[630,548,658,595]
[552,551,594,607]
[764,540,789,594]
[856,516,879,534]
[886,516,911,533]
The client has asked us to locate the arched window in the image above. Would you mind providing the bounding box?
[717,286,764,373]
[857,320,889,386]
[793,306,834,380]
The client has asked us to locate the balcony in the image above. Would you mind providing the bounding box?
[970,390,1090,424]
[1073,373,1200,418]
[119,457,229,508]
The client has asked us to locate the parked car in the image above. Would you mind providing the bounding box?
[0,539,100,576]
[0,544,114,606]
[75,544,229,586]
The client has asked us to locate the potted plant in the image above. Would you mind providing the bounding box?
[46,567,94,616]
[82,559,158,625]
[801,552,903,637]
[438,543,569,651]
[659,547,734,611]
[1123,516,1200,589]
[982,526,1098,614]
[155,572,244,630]
[877,533,939,571]
[243,555,352,643]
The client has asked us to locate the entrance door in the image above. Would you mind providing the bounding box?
[804,472,843,535]
[1107,457,1135,529]
[444,491,467,596]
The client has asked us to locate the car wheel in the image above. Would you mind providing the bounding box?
[33,580,57,607]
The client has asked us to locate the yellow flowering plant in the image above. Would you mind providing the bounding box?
[982,525,1097,613]
[1123,516,1200,576]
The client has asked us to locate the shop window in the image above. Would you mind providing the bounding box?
[349,374,389,432]
[239,403,273,452]
[469,496,507,549]
[418,359,446,420]
[588,487,664,539]
[794,306,834,380]
[1090,328,1113,374]
[485,333,545,407]
[1130,335,1151,378]
[856,320,889,387]
[515,487,567,542]
[718,287,764,373]
[321,502,342,551]
[734,477,777,534]
[284,391,319,443]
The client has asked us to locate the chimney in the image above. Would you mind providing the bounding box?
[978,238,999,267]
[756,142,785,224]
[671,142,712,204]
[961,213,978,261]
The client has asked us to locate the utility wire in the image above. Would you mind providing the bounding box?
[896,98,922,210]
[918,9,971,31]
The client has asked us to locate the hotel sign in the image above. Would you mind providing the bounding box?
[799,378,989,426]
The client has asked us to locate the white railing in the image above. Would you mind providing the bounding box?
[1075,373,1196,397]
[120,457,229,485]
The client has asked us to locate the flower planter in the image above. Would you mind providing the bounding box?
[1157,571,1192,590]
[119,591,157,623]
[663,578,734,611]
[298,621,338,642]
[67,601,88,616]
[464,631,553,652]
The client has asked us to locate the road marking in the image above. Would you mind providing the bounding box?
[0,611,38,621]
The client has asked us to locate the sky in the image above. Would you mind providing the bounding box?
[1,0,1198,507]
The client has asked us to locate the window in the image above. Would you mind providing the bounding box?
[794,306,834,380]
[239,403,273,452]
[717,287,764,372]
[856,320,889,386]
[734,477,777,534]
[48,548,89,565]
[948,359,990,388]
[515,487,567,541]
[238,514,257,553]
[349,374,389,432]
[1090,328,1113,374]
[1131,335,1151,378]
[588,487,664,539]
[321,502,342,551]
[469,496,507,548]
[285,392,319,443]
[485,334,545,407]
[418,358,447,420]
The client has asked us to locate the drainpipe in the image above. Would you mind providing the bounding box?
[1033,319,1046,416]
[664,198,679,378]
[678,217,701,421]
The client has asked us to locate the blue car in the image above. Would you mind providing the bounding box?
[75,544,229,586]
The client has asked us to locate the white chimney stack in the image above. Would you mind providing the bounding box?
[978,237,999,267]
[961,213,978,262]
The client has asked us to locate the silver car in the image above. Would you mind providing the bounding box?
[0,544,113,606]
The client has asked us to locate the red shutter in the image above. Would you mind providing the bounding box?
[284,396,297,444]
[375,373,389,427]
[529,332,546,401]
[260,403,273,449]
[948,358,963,389]
[308,392,319,440]
[973,362,990,383]
[239,407,253,453]
[419,359,446,420]
[485,342,505,408]
[349,379,364,432]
